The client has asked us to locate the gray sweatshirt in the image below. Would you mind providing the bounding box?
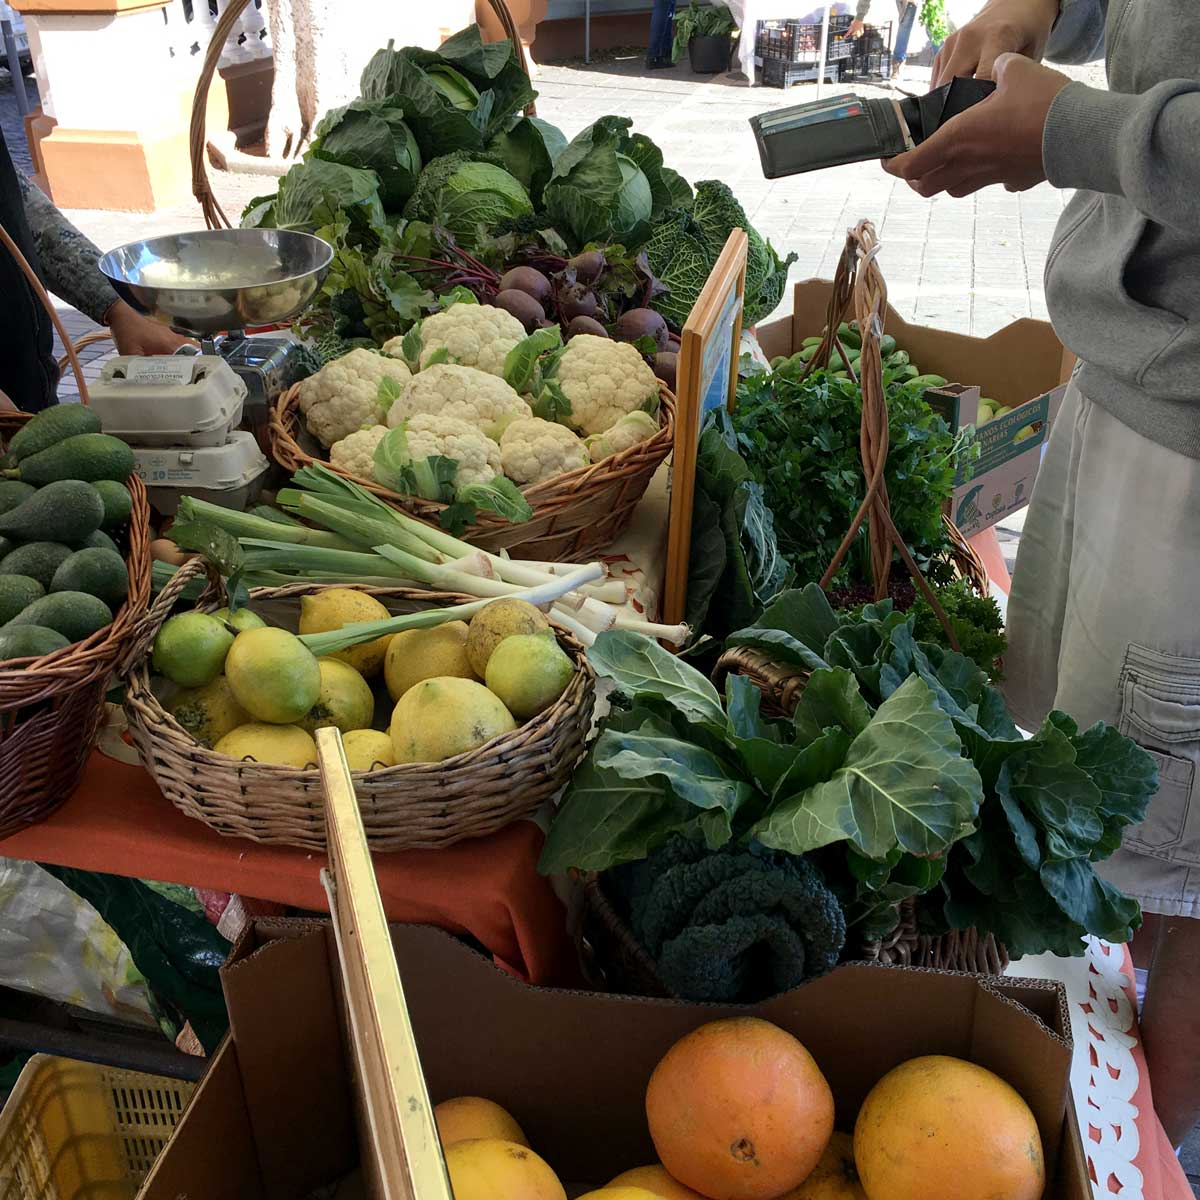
[1042,0,1200,457]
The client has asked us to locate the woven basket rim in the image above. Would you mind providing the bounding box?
[124,564,596,783]
[269,379,676,535]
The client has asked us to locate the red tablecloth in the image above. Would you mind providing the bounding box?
[0,752,574,985]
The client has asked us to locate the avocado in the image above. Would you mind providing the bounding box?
[0,481,35,517]
[0,480,104,546]
[9,433,134,486]
[0,624,71,663]
[84,529,120,555]
[92,479,133,529]
[0,537,13,560]
[8,404,102,464]
[0,575,45,624]
[0,542,73,589]
[51,548,128,612]
[6,591,113,643]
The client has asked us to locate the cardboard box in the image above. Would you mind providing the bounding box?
[757,281,1074,538]
[139,731,1091,1200]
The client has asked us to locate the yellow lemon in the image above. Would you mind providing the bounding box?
[435,1097,528,1148]
[341,729,396,771]
[389,677,516,764]
[384,620,475,700]
[298,588,392,677]
[168,675,250,747]
[224,626,321,724]
[298,658,375,734]
[466,599,550,677]
[214,723,317,768]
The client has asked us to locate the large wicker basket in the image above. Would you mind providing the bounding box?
[121,558,596,852]
[0,414,152,840]
[270,381,676,561]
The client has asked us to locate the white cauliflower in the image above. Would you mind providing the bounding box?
[551,335,660,437]
[329,425,389,480]
[500,417,590,486]
[584,410,661,461]
[408,302,526,377]
[387,363,531,441]
[400,413,502,491]
[297,348,412,448]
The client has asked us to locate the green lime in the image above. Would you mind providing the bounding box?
[484,632,575,719]
[211,606,266,632]
[152,611,235,687]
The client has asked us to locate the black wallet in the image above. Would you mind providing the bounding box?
[749,77,997,179]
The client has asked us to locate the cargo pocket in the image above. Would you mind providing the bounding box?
[1118,671,1200,865]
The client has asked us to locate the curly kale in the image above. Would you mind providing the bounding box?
[611,835,846,1002]
[911,577,1007,681]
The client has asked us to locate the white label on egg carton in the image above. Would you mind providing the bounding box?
[122,357,200,387]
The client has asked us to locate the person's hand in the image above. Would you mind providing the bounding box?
[883,53,1071,197]
[104,300,194,357]
[932,0,1059,85]
[846,18,866,37]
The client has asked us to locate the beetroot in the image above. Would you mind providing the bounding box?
[614,308,669,350]
[559,284,601,323]
[652,351,678,389]
[494,289,547,332]
[567,250,606,284]
[566,315,608,339]
[498,266,553,307]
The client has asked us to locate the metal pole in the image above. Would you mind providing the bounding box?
[1,18,30,117]
[585,0,591,63]
[815,1,831,100]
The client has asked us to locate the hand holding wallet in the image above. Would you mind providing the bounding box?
[749,77,998,178]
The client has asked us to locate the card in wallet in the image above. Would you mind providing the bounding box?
[750,77,997,179]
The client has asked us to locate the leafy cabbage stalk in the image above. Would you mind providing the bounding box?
[309,99,422,210]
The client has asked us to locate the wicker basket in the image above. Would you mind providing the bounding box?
[270,381,676,561]
[121,558,596,852]
[0,423,152,842]
[0,1055,193,1200]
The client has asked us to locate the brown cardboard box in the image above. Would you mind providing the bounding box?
[140,921,1092,1200]
[757,281,1075,537]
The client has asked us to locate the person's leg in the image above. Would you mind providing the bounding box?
[1140,916,1200,1147]
[891,0,918,71]
[647,0,677,64]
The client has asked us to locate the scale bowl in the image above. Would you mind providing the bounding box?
[99,229,333,336]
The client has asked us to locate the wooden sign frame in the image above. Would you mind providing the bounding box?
[662,229,750,627]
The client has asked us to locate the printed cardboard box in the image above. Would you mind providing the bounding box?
[756,281,1074,537]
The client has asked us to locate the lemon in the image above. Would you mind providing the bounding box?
[211,606,266,632]
[168,675,250,747]
[214,723,318,768]
[485,632,575,719]
[466,599,550,678]
[152,611,234,687]
[298,588,392,678]
[389,677,516,764]
[224,626,321,724]
[341,729,396,771]
[384,620,475,700]
[298,658,375,734]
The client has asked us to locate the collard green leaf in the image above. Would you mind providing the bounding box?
[1040,857,1142,944]
[730,737,801,796]
[587,631,725,725]
[792,666,873,745]
[1068,718,1158,829]
[725,673,769,741]
[757,676,983,859]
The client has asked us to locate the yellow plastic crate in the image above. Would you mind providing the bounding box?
[0,1055,194,1200]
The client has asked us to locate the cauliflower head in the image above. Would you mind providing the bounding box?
[500,417,589,487]
[387,363,531,441]
[297,348,412,448]
[584,410,661,461]
[414,302,526,377]
[329,425,389,480]
[552,335,660,437]
[401,413,502,491]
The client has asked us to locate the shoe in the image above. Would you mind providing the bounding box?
[646,56,673,70]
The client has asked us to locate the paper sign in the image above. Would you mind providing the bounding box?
[662,230,749,628]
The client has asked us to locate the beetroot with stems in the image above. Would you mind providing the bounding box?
[653,352,678,389]
[614,308,669,351]
[494,288,547,332]
[498,265,553,307]
[567,250,606,285]
[559,283,602,323]
[566,315,608,339]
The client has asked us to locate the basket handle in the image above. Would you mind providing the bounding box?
[0,219,92,403]
[117,555,226,678]
[190,0,536,229]
[797,220,959,648]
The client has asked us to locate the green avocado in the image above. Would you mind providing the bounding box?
[0,575,45,624]
[92,479,133,530]
[84,529,121,555]
[0,624,71,663]
[9,433,134,487]
[51,548,128,612]
[0,542,74,589]
[6,591,113,643]
[0,480,104,546]
[0,481,36,517]
[7,404,101,464]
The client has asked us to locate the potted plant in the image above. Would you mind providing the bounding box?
[672,2,738,73]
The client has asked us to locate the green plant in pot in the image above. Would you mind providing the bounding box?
[672,2,738,72]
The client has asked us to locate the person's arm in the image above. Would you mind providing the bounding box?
[16,169,119,325]
[1042,0,1106,63]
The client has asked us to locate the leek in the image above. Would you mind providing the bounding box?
[174,496,354,551]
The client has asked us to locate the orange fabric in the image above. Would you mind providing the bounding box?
[967,526,1011,595]
[0,752,575,985]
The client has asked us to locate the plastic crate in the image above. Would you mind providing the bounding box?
[755,15,852,64]
[842,20,893,78]
[0,1056,194,1200]
[761,56,843,86]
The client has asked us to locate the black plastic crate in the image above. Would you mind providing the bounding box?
[841,21,893,78]
[755,16,853,64]
[761,56,843,87]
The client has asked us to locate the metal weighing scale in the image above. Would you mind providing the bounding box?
[98,228,332,443]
